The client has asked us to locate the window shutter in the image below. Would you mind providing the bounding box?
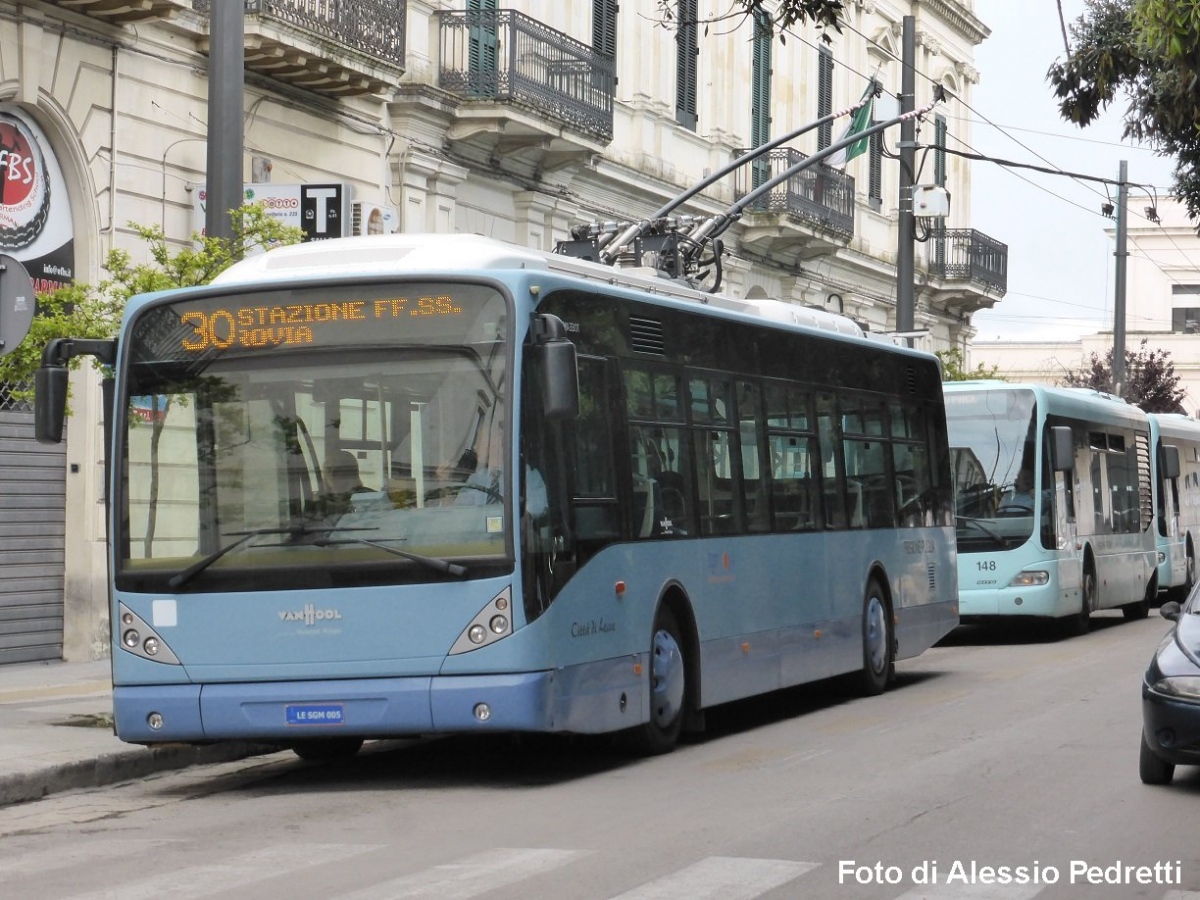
[675,0,698,130]
[934,115,947,186]
[869,131,882,202]
[817,48,833,150]
[592,0,618,63]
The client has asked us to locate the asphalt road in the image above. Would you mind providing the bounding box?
[0,610,1195,900]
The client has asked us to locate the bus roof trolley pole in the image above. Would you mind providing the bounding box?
[35,336,117,445]
[596,83,882,265]
[682,86,947,260]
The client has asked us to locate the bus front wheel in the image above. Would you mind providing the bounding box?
[623,606,687,755]
[1067,562,1096,637]
[858,579,893,696]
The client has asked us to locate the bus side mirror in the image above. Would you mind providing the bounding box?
[1163,445,1181,480]
[533,314,579,421]
[34,364,68,445]
[1050,425,1074,472]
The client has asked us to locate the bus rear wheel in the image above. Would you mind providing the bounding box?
[858,578,893,696]
[1123,578,1154,620]
[623,606,687,755]
[291,737,364,763]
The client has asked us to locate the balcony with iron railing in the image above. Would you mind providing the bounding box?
[732,149,855,258]
[434,9,614,147]
[189,0,405,98]
[926,227,1008,312]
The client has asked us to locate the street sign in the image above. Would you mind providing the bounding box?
[0,253,36,357]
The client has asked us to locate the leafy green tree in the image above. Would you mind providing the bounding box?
[0,204,303,400]
[1060,338,1186,413]
[935,348,1003,382]
[655,0,845,41]
[1047,0,1200,220]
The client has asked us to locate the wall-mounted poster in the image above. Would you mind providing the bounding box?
[0,106,74,293]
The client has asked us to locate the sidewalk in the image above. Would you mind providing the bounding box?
[0,657,272,807]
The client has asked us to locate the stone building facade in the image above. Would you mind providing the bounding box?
[0,0,1003,662]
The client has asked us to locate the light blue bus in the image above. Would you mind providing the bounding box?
[945,381,1157,633]
[36,234,958,759]
[1149,412,1200,600]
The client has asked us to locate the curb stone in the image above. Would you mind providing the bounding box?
[0,741,277,808]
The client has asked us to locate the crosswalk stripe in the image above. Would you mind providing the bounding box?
[608,856,818,900]
[894,882,1044,900]
[0,840,180,877]
[330,847,586,900]
[55,843,374,900]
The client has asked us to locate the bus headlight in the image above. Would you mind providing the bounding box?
[1009,571,1049,587]
[117,603,181,665]
[449,587,515,655]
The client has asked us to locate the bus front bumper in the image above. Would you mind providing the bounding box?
[958,582,1072,619]
[113,661,645,744]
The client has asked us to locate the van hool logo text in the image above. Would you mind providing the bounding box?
[279,605,343,626]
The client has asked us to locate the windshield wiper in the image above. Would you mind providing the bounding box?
[168,525,337,589]
[314,534,467,577]
[955,516,1012,548]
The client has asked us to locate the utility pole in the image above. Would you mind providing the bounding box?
[1112,160,1129,396]
[205,2,244,244]
[895,16,916,345]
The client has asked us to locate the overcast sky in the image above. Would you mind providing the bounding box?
[963,0,1176,342]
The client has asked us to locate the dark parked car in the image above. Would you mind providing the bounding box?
[1141,591,1200,785]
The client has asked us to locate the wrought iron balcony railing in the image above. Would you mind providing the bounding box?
[733,149,855,241]
[928,227,1008,293]
[192,0,405,95]
[437,9,614,143]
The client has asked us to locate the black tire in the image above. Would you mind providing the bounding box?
[858,578,893,696]
[1066,561,1096,637]
[1139,731,1175,786]
[1183,543,1197,602]
[623,606,687,755]
[1123,579,1154,621]
[291,737,364,762]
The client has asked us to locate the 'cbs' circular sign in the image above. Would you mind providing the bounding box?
[0,115,50,250]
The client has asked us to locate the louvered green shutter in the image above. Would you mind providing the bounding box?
[817,47,833,150]
[676,0,698,130]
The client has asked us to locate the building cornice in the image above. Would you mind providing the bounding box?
[915,0,991,46]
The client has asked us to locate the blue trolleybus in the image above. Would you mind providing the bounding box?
[945,381,1157,633]
[1149,412,1200,600]
[36,233,958,759]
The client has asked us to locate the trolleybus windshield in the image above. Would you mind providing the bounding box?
[118,281,512,592]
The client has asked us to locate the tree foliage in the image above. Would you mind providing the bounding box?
[1047,0,1200,221]
[1060,338,1187,413]
[655,0,845,41]
[935,348,1003,382]
[0,205,303,400]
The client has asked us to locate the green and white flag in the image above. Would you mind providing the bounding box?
[827,85,875,167]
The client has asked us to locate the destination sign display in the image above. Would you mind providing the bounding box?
[130,283,504,362]
[178,295,463,352]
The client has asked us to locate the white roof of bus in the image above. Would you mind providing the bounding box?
[213,233,867,339]
[944,380,1148,426]
[1149,411,1200,443]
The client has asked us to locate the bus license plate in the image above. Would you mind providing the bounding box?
[286,704,345,726]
